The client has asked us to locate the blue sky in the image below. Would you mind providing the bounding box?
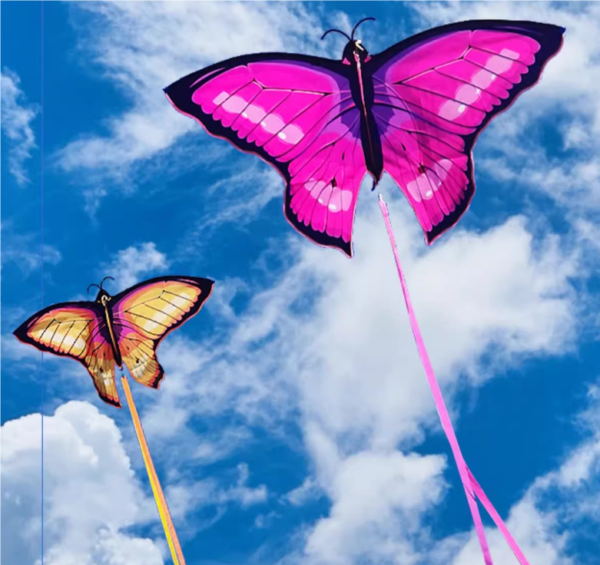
[2,2,600,565]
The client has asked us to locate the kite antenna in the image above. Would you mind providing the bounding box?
[87,276,115,294]
[99,276,115,290]
[87,283,101,294]
[351,17,376,40]
[321,28,351,41]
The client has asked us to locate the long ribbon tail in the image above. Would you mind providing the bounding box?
[378,195,529,565]
[121,374,186,565]
[468,468,530,564]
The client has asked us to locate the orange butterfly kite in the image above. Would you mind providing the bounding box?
[14,275,214,565]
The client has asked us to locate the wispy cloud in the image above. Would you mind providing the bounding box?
[284,477,322,507]
[55,2,336,211]
[166,462,267,520]
[1,69,38,185]
[439,378,600,565]
[174,165,284,259]
[1,222,62,276]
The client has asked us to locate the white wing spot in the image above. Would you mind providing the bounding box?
[213,91,229,105]
[500,48,519,59]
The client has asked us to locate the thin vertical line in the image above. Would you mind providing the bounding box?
[40,2,45,564]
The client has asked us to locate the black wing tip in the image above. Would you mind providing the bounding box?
[104,397,122,409]
[283,198,355,259]
[151,371,165,389]
[97,389,122,409]
[13,327,37,348]
[424,229,438,246]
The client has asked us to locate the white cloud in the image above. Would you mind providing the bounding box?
[284,477,322,507]
[56,2,333,178]
[173,165,285,260]
[441,495,572,565]
[289,195,577,452]
[1,69,38,185]
[304,439,446,565]
[192,426,253,465]
[103,242,168,290]
[1,401,164,565]
[165,462,267,517]
[134,190,579,564]
[5,192,584,564]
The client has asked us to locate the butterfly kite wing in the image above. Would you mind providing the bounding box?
[13,303,121,407]
[165,54,367,257]
[110,276,214,389]
[368,20,565,243]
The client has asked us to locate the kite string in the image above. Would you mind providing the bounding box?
[378,195,530,565]
[120,372,186,565]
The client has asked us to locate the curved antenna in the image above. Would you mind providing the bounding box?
[99,276,115,290]
[87,283,102,294]
[321,28,351,42]
[350,17,376,40]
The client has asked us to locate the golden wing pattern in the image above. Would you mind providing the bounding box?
[13,304,121,407]
[111,277,214,389]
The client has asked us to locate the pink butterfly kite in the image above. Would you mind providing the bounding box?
[165,18,565,565]
[164,18,564,257]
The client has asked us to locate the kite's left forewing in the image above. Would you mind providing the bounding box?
[369,20,564,243]
[111,276,213,389]
[164,55,367,257]
[13,303,121,407]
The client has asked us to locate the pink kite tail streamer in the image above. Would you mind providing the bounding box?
[377,194,530,565]
[468,467,530,565]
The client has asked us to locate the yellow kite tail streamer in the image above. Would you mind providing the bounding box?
[121,374,186,565]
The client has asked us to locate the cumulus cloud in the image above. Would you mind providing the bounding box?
[1,69,38,185]
[1,401,163,565]
[303,434,447,565]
